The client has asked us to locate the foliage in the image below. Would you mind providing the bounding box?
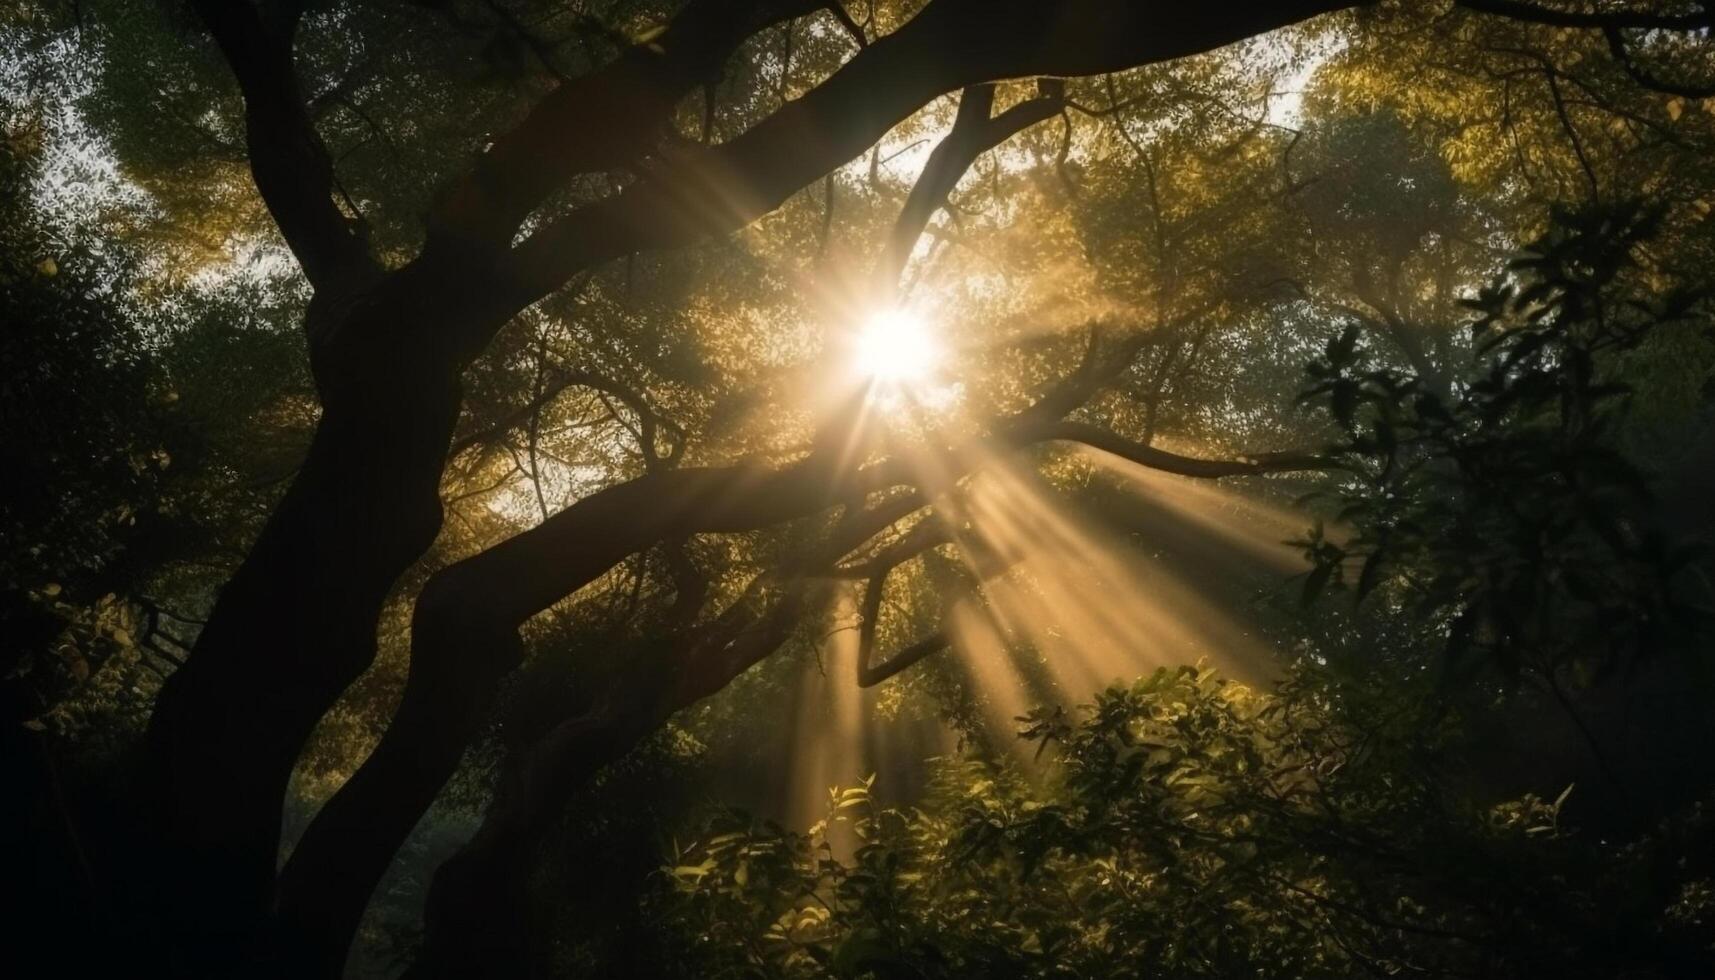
[0,93,316,753]
[1295,203,1712,688]
[5,1,1715,976]
[654,662,1715,978]
[0,106,167,720]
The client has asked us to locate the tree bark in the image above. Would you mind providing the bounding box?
[405,702,664,979]
[134,284,465,969]
[272,451,862,972]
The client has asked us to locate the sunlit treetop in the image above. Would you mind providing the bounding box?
[5,1,1714,976]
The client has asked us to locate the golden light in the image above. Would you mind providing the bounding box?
[854,309,938,384]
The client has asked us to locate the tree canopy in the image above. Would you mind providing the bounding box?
[3,2,1714,978]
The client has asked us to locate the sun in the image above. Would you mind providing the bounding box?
[854,309,938,384]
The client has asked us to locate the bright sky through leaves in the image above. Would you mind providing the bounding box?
[8,1,1715,975]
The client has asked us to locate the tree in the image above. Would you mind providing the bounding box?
[5,1,1712,976]
[121,3,1367,972]
[1295,202,1710,783]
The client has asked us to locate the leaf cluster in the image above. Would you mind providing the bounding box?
[651,662,1715,978]
[1294,203,1711,688]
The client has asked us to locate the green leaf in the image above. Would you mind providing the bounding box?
[1301,563,1335,607]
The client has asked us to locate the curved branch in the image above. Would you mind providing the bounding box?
[855,564,952,688]
[497,0,1356,313]
[1603,26,1715,99]
[191,0,376,294]
[1455,0,1712,32]
[428,0,825,253]
[873,82,1064,298]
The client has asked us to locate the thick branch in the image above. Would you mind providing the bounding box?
[191,0,374,293]
[429,0,825,252]
[498,0,1357,312]
[1455,0,1712,32]
[873,83,1063,298]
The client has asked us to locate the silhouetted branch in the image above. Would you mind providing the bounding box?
[874,82,1064,298]
[852,535,954,687]
[428,0,824,253]
[499,2,1357,319]
[190,0,376,293]
[1456,0,1712,32]
[1033,420,1333,478]
[1603,26,1715,99]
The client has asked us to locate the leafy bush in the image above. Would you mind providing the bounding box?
[1294,204,1712,690]
[651,663,1715,979]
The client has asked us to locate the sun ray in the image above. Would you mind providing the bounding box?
[946,602,1036,758]
[784,593,864,833]
[883,440,1295,719]
[1077,444,1314,572]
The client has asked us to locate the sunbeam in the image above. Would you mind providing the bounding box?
[1078,443,1313,574]
[904,446,1291,727]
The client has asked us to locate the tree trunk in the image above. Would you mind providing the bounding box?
[132,292,465,970]
[407,705,660,979]
[272,562,525,977]
[270,456,847,972]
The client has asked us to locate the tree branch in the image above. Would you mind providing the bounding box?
[854,559,936,685]
[1455,0,1712,32]
[495,0,1357,316]
[1033,420,1333,478]
[449,366,683,469]
[1603,26,1715,99]
[190,0,376,294]
[873,82,1064,298]
[428,0,826,253]
[859,630,951,687]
